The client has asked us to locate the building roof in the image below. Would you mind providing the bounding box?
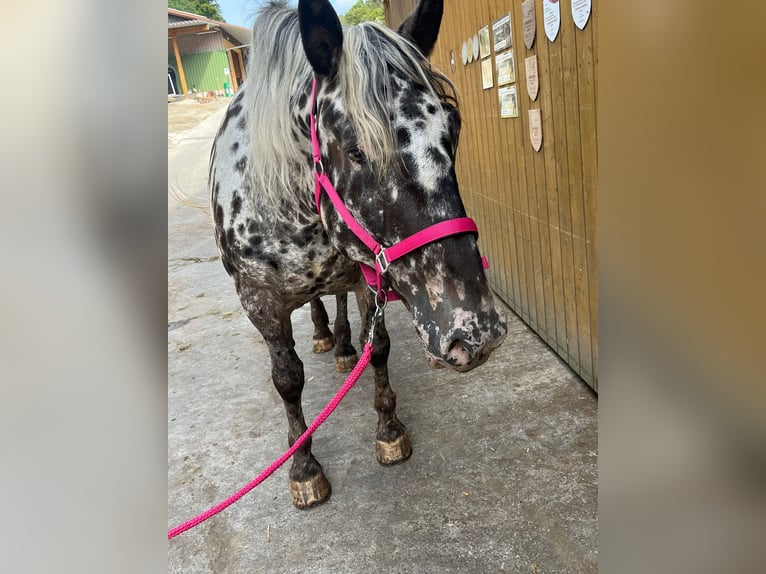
[168,8,251,48]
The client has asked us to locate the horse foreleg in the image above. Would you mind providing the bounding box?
[332,293,358,372]
[245,295,331,508]
[310,297,334,353]
[356,287,412,465]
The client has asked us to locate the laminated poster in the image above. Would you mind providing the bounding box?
[499,85,519,118]
[481,58,494,90]
[492,14,512,52]
[521,0,536,49]
[529,108,543,151]
[495,50,516,86]
[543,0,561,42]
[525,55,539,101]
[571,0,592,30]
[479,26,491,59]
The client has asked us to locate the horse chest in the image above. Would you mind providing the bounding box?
[219,216,360,304]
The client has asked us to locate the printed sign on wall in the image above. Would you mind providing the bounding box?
[571,0,592,30]
[481,58,494,89]
[521,0,536,49]
[495,50,516,86]
[479,26,491,59]
[543,0,561,42]
[499,85,519,118]
[493,13,512,52]
[525,55,539,101]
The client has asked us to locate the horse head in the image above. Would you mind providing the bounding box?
[298,0,507,371]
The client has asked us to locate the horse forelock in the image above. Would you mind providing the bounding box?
[339,23,458,169]
[242,2,457,219]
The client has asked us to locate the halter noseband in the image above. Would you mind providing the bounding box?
[309,77,486,301]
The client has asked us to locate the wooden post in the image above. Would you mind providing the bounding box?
[226,48,239,93]
[235,49,246,82]
[171,34,188,98]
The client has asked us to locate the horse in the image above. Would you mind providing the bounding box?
[209,0,507,508]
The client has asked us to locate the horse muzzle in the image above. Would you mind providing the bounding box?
[420,305,508,372]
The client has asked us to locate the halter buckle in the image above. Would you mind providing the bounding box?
[375,249,390,274]
[314,159,324,175]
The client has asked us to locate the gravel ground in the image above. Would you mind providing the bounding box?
[168,97,231,148]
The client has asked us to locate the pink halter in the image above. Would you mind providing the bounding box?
[309,77,486,300]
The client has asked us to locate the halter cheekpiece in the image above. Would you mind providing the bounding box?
[309,77,486,301]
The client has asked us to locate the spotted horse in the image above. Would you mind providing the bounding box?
[209,0,507,508]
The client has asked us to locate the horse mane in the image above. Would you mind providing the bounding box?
[244,0,457,216]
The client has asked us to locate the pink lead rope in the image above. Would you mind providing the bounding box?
[169,342,375,539]
[169,299,386,539]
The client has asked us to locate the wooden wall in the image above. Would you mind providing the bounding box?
[385,0,598,390]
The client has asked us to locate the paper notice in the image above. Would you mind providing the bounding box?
[495,50,516,86]
[493,13,512,52]
[482,57,494,89]
[499,85,519,118]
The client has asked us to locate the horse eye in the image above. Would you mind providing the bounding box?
[347,147,366,164]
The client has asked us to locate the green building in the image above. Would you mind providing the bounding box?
[168,8,251,98]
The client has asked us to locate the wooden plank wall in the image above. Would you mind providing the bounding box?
[385,0,598,390]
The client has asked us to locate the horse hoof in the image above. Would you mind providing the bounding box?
[312,336,334,353]
[289,472,332,508]
[335,354,359,372]
[376,432,412,465]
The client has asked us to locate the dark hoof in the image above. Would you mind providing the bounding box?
[289,471,332,508]
[335,354,359,372]
[376,432,412,465]
[312,336,334,353]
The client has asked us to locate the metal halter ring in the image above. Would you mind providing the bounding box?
[374,287,388,312]
[367,290,387,344]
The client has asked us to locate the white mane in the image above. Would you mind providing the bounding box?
[243,1,457,216]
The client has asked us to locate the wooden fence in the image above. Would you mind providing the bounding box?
[385,0,598,390]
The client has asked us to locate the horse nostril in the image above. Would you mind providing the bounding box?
[446,338,470,366]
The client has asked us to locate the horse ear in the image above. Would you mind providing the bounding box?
[298,0,344,77]
[396,0,443,57]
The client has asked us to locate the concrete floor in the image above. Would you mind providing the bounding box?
[168,106,597,573]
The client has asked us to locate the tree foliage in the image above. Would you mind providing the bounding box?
[169,0,225,22]
[340,0,385,26]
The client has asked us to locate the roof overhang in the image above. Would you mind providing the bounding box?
[168,9,251,47]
